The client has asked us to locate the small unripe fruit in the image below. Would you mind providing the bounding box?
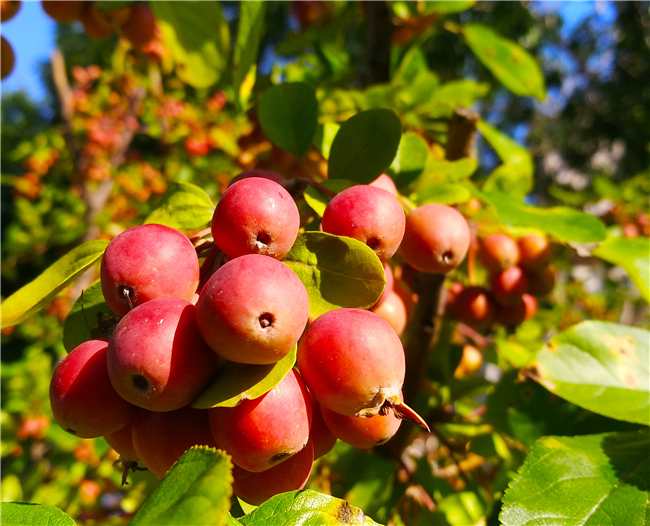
[121,3,156,48]
[41,1,83,22]
[50,340,140,438]
[490,266,528,306]
[518,234,552,271]
[209,369,312,473]
[321,185,405,262]
[400,204,470,274]
[196,254,310,365]
[525,266,556,296]
[108,298,219,412]
[211,178,300,260]
[320,404,402,449]
[453,286,496,328]
[232,440,314,506]
[101,224,200,317]
[480,234,520,272]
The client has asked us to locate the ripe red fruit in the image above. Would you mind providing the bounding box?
[309,399,337,460]
[184,136,210,157]
[101,224,200,317]
[229,170,286,187]
[518,234,552,271]
[297,308,405,418]
[453,286,496,328]
[525,266,556,296]
[369,173,398,196]
[453,345,483,378]
[522,293,538,319]
[320,404,402,449]
[1,35,14,80]
[49,339,140,438]
[373,262,394,309]
[232,440,314,506]
[211,178,300,260]
[321,185,406,262]
[1,0,20,22]
[40,1,83,22]
[104,420,139,462]
[371,290,408,336]
[208,369,312,473]
[444,281,465,319]
[196,254,310,365]
[132,406,216,479]
[400,204,470,274]
[107,298,219,412]
[490,266,528,306]
[495,299,527,327]
[121,3,156,48]
[479,233,520,272]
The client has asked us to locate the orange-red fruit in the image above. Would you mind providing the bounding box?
[444,281,465,319]
[1,35,14,79]
[369,173,398,196]
[208,369,312,473]
[480,233,520,272]
[320,405,402,449]
[518,234,552,271]
[309,399,337,460]
[400,204,470,274]
[371,290,407,335]
[49,339,140,438]
[1,0,20,22]
[132,406,216,479]
[453,286,496,328]
[321,185,406,262]
[104,420,139,462]
[121,3,156,48]
[41,1,83,22]
[232,440,314,506]
[373,262,394,309]
[453,345,483,378]
[525,266,556,296]
[81,3,114,39]
[297,308,406,418]
[489,266,528,306]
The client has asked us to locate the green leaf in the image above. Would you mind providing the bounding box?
[192,346,297,409]
[62,280,117,352]
[481,191,607,243]
[328,109,402,184]
[501,430,650,526]
[1,503,76,526]
[152,1,229,88]
[592,236,650,302]
[233,2,265,110]
[145,181,215,230]
[461,23,546,101]
[258,83,319,158]
[303,180,356,217]
[130,447,232,526]
[238,489,382,526]
[387,133,428,188]
[412,183,472,206]
[418,79,489,119]
[533,321,649,425]
[313,122,341,160]
[422,1,476,14]
[1,240,109,329]
[282,232,385,319]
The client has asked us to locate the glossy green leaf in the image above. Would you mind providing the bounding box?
[314,123,341,160]
[1,240,109,329]
[328,109,402,184]
[192,346,297,409]
[1,502,76,526]
[479,121,534,198]
[461,23,546,100]
[282,232,385,319]
[62,280,117,352]
[533,321,649,425]
[238,490,382,526]
[145,181,214,230]
[422,1,476,14]
[412,182,472,206]
[152,2,229,88]
[258,83,319,158]
[130,447,232,526]
[482,191,607,243]
[233,2,265,110]
[592,236,650,302]
[418,79,489,119]
[388,133,429,188]
[501,430,650,526]
[303,180,356,217]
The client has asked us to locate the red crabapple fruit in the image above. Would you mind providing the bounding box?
[208,368,312,473]
[121,3,156,48]
[525,266,556,296]
[196,254,310,365]
[101,224,200,317]
[41,1,83,22]
[400,204,470,274]
[107,298,219,412]
[211,178,300,260]
[373,262,394,309]
[453,286,496,328]
[371,290,408,335]
[369,173,398,196]
[518,234,552,271]
[50,339,140,438]
[309,399,338,460]
[104,420,139,463]
[489,266,528,306]
[320,403,402,449]
[321,185,405,262]
[480,233,520,272]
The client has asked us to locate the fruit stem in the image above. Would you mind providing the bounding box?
[391,399,430,433]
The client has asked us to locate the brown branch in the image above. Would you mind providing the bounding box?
[363,1,393,87]
[445,107,480,161]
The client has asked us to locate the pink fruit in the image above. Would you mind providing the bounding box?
[309,399,337,460]
[369,173,398,196]
[489,266,528,306]
[104,420,139,462]
[208,368,312,473]
[321,185,405,262]
[297,308,405,418]
[107,298,219,412]
[49,339,140,438]
[479,233,520,272]
[372,262,394,309]
[400,204,470,274]
[320,404,402,449]
[196,254,309,365]
[211,178,300,260]
[101,224,200,317]
[371,290,407,335]
[232,440,314,506]
[132,406,216,479]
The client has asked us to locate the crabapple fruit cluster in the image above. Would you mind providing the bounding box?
[50,172,475,504]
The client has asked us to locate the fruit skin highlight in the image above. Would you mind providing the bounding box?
[480,233,520,272]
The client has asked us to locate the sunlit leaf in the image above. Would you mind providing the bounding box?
[418,79,489,119]
[303,180,356,217]
[62,280,116,352]
[592,236,650,302]
[313,122,341,160]
[0,502,76,526]
[422,1,476,14]
[233,2,265,110]
[145,181,215,230]
[387,133,428,188]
